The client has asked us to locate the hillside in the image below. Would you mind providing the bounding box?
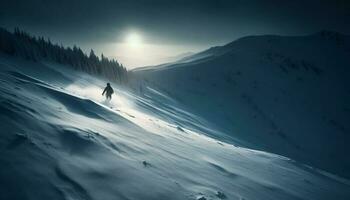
[1,54,350,199]
[132,31,350,178]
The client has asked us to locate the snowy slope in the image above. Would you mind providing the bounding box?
[132,31,350,179]
[1,55,350,199]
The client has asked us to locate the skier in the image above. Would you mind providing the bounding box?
[102,83,114,100]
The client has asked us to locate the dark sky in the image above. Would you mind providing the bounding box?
[1,0,350,67]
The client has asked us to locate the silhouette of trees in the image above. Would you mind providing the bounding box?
[0,27,128,83]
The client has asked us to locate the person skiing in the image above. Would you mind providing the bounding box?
[102,83,114,100]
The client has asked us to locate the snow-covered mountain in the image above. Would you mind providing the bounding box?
[132,31,350,179]
[1,31,350,200]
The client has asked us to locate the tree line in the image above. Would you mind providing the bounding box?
[0,27,128,83]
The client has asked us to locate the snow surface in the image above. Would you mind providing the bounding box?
[1,54,350,200]
[132,31,350,179]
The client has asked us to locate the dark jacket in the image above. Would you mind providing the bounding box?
[102,85,114,96]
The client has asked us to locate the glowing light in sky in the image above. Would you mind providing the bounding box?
[88,30,205,69]
[126,32,142,47]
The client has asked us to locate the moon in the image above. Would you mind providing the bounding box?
[126,33,142,47]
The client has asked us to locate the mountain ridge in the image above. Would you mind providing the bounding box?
[132,30,350,178]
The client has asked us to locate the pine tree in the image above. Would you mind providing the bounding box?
[0,27,128,83]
